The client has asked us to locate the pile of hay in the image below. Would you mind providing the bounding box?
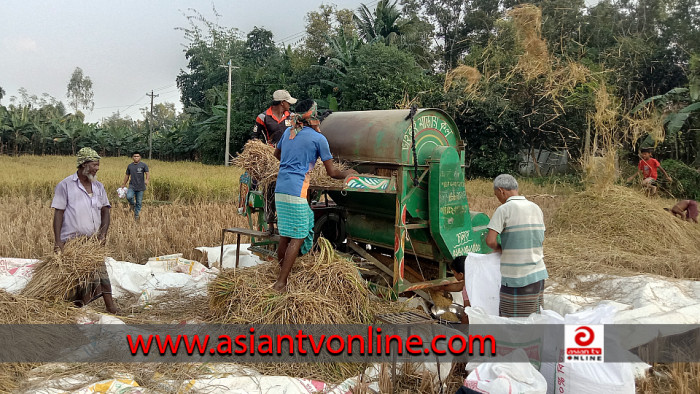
[0,290,77,324]
[209,238,375,324]
[231,139,279,187]
[232,139,354,189]
[22,237,109,303]
[546,186,700,281]
[308,159,353,188]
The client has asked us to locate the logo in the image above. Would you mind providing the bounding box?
[564,325,604,362]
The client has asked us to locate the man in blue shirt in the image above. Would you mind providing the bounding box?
[273,99,356,292]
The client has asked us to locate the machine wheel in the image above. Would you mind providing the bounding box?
[313,212,346,250]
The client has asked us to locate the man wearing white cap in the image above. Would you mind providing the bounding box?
[250,89,297,235]
[252,89,297,146]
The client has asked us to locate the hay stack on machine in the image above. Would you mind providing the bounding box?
[239,108,491,297]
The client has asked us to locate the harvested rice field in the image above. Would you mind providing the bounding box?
[0,155,698,393]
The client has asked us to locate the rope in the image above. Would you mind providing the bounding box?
[405,105,419,186]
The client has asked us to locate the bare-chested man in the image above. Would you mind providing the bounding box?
[665,200,698,223]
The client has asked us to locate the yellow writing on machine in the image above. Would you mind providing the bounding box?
[447,191,467,202]
[453,243,481,256]
[456,230,470,245]
[441,181,464,188]
[415,115,454,137]
[441,205,466,215]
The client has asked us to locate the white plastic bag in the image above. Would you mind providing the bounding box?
[465,348,547,394]
[117,187,128,199]
[464,252,501,315]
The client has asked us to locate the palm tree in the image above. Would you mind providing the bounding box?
[354,0,405,45]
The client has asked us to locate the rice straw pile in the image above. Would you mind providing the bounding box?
[232,139,355,189]
[308,159,353,188]
[208,238,375,324]
[231,139,279,187]
[22,237,109,303]
[545,186,700,281]
[0,290,77,324]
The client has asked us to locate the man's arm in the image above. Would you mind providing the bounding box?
[121,174,129,188]
[274,148,281,161]
[485,229,502,253]
[322,159,358,180]
[437,280,465,292]
[98,206,111,243]
[53,209,65,251]
[145,171,150,187]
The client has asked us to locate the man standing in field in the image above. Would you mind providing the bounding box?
[485,174,547,317]
[250,89,297,235]
[272,99,355,292]
[52,147,117,313]
[121,151,149,221]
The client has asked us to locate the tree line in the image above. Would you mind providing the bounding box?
[1,0,699,176]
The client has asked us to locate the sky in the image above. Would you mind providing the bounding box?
[0,1,373,123]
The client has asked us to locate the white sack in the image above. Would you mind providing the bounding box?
[464,252,501,315]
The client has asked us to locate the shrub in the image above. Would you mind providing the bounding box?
[661,159,700,200]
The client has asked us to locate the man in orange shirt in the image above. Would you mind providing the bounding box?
[250,90,297,234]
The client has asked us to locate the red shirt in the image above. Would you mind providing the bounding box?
[638,158,660,179]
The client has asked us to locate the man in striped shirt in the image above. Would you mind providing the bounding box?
[485,174,547,317]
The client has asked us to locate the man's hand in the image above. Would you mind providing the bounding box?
[54,241,65,253]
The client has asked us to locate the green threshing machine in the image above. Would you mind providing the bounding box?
[239,108,491,296]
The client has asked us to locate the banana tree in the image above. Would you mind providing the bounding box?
[630,87,700,161]
[7,105,32,155]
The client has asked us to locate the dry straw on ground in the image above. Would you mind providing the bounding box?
[22,237,109,303]
[545,185,700,281]
[0,290,76,324]
[209,238,375,324]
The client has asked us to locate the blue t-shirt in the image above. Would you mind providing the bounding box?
[275,126,333,198]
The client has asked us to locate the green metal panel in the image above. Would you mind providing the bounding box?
[469,211,492,253]
[428,146,483,260]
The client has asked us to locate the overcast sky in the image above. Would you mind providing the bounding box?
[0,1,372,123]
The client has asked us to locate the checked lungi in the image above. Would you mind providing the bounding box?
[499,279,545,318]
[275,193,314,255]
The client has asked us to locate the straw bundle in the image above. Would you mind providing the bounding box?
[545,186,700,281]
[308,159,353,188]
[231,139,279,187]
[0,290,76,324]
[232,139,354,189]
[444,65,482,94]
[508,4,550,80]
[209,238,375,324]
[21,237,109,303]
